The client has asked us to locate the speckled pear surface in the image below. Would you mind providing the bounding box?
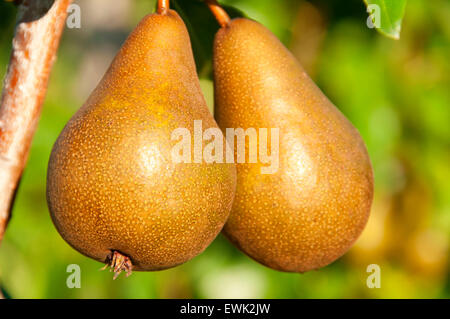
[47,10,236,271]
[213,18,373,272]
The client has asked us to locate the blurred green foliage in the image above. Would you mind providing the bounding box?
[0,0,448,298]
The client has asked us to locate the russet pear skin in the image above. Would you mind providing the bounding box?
[213,18,373,272]
[47,10,236,271]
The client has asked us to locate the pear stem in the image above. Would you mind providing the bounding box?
[157,0,169,15]
[205,0,230,28]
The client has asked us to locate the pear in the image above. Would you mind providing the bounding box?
[47,10,236,276]
[213,18,373,272]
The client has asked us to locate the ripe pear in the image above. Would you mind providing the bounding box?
[47,10,236,275]
[213,18,373,272]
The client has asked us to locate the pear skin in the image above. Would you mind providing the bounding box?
[213,18,373,272]
[47,10,236,272]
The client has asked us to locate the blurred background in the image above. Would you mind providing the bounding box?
[0,0,449,298]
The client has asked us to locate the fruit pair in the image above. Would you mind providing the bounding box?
[47,0,373,277]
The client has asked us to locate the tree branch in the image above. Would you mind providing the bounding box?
[0,0,72,242]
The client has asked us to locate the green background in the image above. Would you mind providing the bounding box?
[0,0,449,298]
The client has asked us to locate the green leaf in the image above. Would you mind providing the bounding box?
[364,0,407,39]
[171,0,245,77]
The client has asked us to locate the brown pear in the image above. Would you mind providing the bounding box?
[213,18,373,272]
[47,10,236,276]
